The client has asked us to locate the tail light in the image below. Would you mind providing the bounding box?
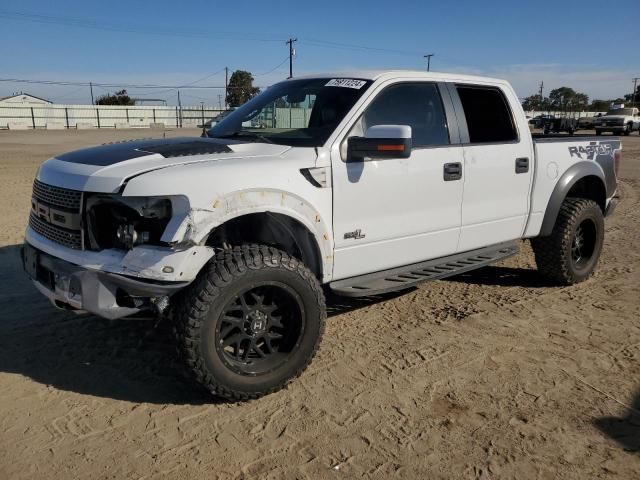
[613,149,621,179]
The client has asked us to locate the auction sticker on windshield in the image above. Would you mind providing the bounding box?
[325,79,367,89]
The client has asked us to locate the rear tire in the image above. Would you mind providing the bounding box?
[173,245,326,401]
[531,198,604,285]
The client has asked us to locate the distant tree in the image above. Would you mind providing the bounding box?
[548,87,589,111]
[96,89,135,106]
[589,99,611,112]
[522,94,543,111]
[226,70,260,107]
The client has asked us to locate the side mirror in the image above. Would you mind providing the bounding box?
[347,125,412,162]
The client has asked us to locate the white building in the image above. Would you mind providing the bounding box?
[0,93,52,105]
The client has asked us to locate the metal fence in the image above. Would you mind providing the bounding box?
[0,104,225,129]
[1,104,609,130]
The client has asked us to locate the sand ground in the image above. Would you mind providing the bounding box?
[0,128,638,479]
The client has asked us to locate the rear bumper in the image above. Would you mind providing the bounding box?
[23,242,191,319]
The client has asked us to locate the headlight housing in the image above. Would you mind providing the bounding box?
[85,194,178,250]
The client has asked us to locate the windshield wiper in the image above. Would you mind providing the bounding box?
[214,132,275,144]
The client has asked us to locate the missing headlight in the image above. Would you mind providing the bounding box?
[85,195,173,250]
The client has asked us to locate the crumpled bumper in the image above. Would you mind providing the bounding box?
[23,227,213,319]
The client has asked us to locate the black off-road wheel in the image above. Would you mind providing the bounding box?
[623,123,632,136]
[531,198,604,285]
[173,245,326,401]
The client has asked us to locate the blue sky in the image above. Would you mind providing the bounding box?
[1,0,638,105]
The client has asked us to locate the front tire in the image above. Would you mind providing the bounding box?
[531,198,604,285]
[174,245,326,401]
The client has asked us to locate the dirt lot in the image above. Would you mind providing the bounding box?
[0,129,638,479]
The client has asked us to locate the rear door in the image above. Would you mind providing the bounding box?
[451,84,534,251]
[331,82,465,280]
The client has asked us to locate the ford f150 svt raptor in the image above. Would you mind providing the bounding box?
[23,71,621,400]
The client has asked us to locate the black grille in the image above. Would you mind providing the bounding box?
[29,212,82,249]
[32,180,82,211]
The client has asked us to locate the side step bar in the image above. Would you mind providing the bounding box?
[329,241,519,297]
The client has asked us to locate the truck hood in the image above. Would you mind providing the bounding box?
[36,137,292,193]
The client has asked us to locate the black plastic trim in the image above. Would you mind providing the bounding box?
[539,161,606,236]
[330,241,519,297]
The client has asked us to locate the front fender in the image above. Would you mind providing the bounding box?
[169,189,334,281]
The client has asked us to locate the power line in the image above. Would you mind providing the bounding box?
[0,9,286,43]
[254,57,290,76]
[301,38,423,57]
[0,9,428,58]
[0,77,262,89]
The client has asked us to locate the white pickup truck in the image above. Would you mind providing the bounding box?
[23,70,621,400]
[594,106,640,136]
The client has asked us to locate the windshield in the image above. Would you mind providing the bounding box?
[606,108,635,116]
[207,78,372,147]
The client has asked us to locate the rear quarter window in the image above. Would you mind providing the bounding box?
[456,85,518,143]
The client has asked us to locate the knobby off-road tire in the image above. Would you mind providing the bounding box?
[623,123,632,136]
[531,198,604,285]
[173,245,326,401]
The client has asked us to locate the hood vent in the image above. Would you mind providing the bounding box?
[139,141,232,158]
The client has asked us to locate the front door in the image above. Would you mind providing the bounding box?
[331,82,465,280]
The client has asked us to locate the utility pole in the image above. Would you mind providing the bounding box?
[217,94,223,110]
[90,81,94,105]
[632,77,639,107]
[177,90,182,128]
[539,81,544,112]
[224,67,229,109]
[424,54,434,72]
[287,38,298,79]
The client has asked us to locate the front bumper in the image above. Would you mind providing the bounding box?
[23,243,190,318]
[595,125,625,132]
[23,227,214,319]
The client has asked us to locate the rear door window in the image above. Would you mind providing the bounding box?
[456,86,517,143]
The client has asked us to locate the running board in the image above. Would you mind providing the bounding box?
[330,241,519,297]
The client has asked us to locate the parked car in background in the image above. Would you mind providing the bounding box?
[594,106,640,136]
[576,116,596,130]
[543,116,578,135]
[529,114,555,129]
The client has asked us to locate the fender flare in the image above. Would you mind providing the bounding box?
[174,189,334,281]
[539,161,606,236]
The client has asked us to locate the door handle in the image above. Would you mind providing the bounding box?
[443,162,462,181]
[515,157,529,174]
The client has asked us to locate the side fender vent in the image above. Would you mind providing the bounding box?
[300,167,331,188]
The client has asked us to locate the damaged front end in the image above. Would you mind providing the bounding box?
[25,183,214,319]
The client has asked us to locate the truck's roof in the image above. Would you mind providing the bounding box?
[292,69,508,85]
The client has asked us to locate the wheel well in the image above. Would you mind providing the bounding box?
[566,175,606,212]
[205,213,323,279]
